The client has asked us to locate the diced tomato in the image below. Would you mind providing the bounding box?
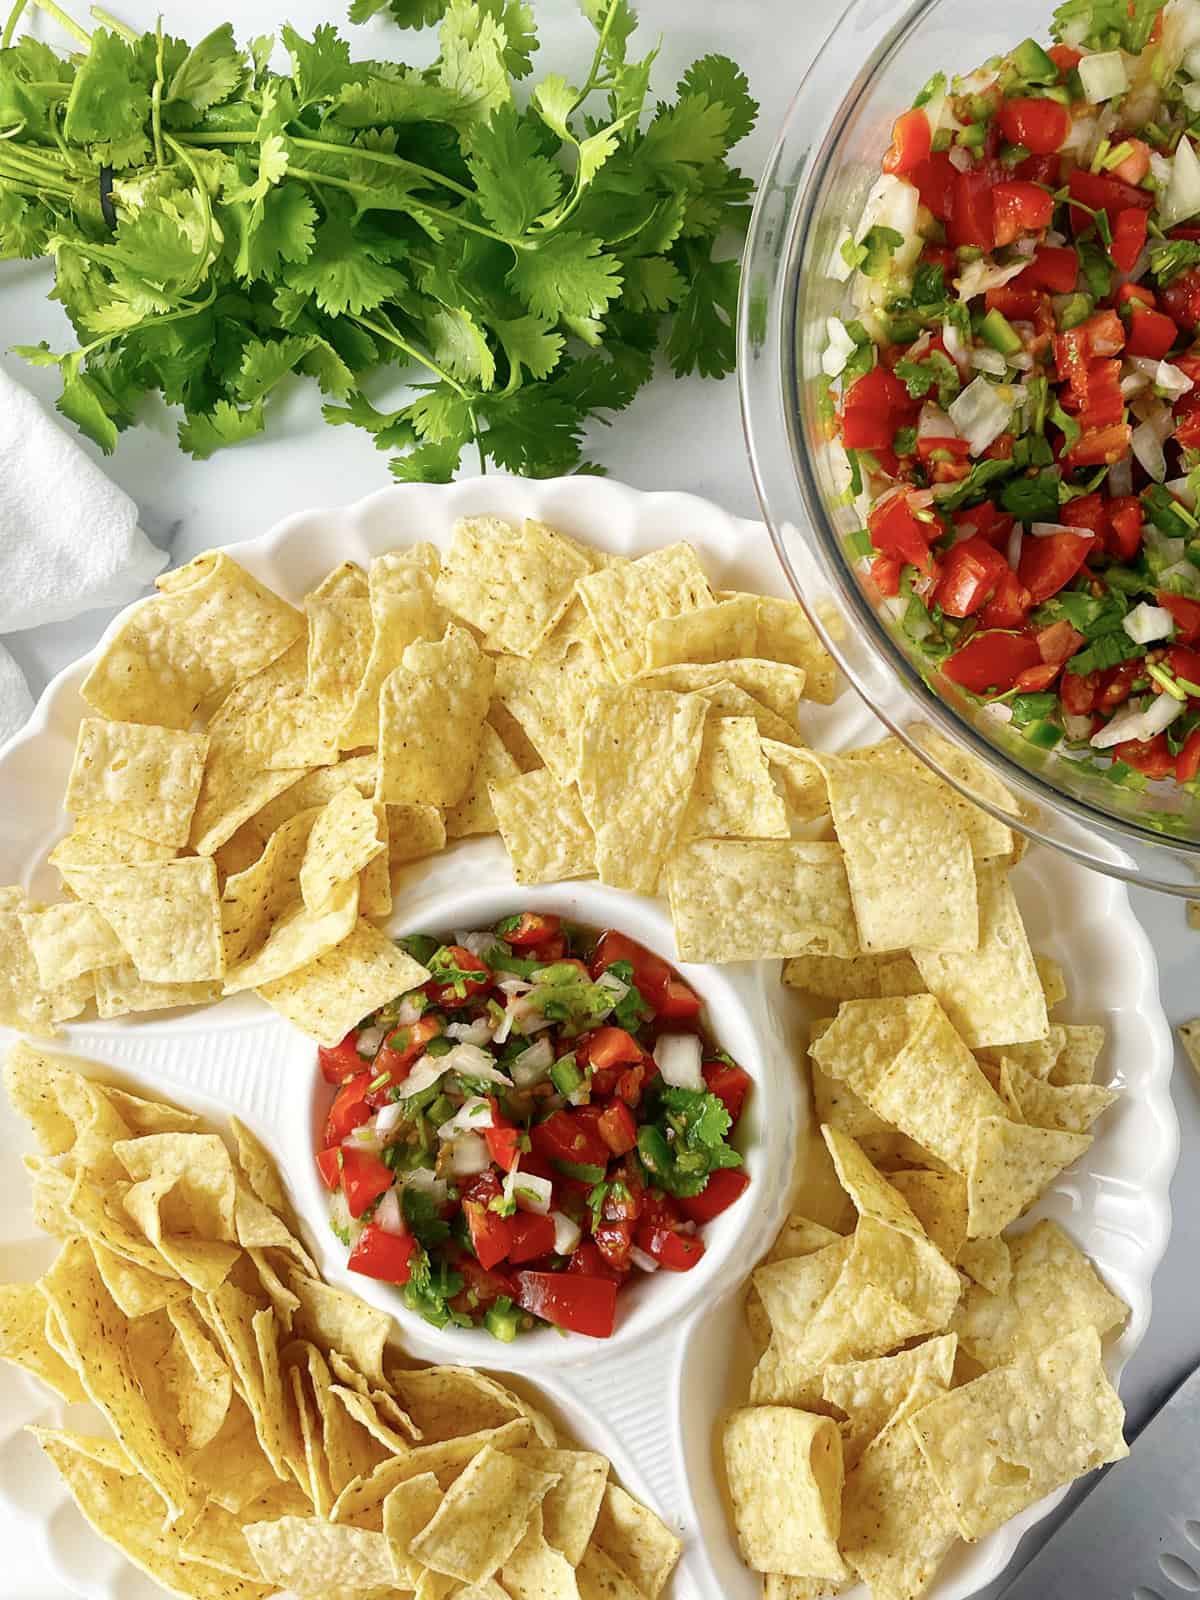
[1114,733,1175,780]
[1066,422,1132,466]
[319,1032,364,1085]
[506,1213,557,1265]
[870,555,902,596]
[589,930,702,1021]
[1097,659,1145,712]
[992,180,1054,246]
[1176,727,1200,783]
[841,364,916,450]
[1014,152,1062,187]
[1118,281,1156,310]
[514,1271,618,1338]
[1127,308,1178,360]
[340,1149,394,1218]
[1018,530,1095,604]
[615,1063,650,1108]
[1019,245,1078,295]
[583,1026,644,1071]
[868,493,937,574]
[1036,620,1085,666]
[316,1146,342,1191]
[933,536,1010,618]
[1013,660,1064,692]
[594,1219,633,1272]
[1175,409,1200,450]
[367,1016,443,1105]
[601,1167,645,1222]
[324,1072,373,1146]
[567,1240,626,1283]
[1060,492,1107,541]
[979,568,1033,630]
[1108,497,1144,561]
[463,1185,515,1271]
[531,1108,611,1172]
[640,1189,684,1231]
[529,933,567,962]
[1162,268,1200,331]
[1168,646,1200,688]
[943,632,1043,694]
[348,1223,416,1284]
[1160,591,1200,644]
[657,977,702,1020]
[425,945,491,1009]
[1067,167,1152,232]
[677,1169,751,1225]
[597,1100,638,1157]
[502,911,561,947]
[454,1254,518,1310]
[998,96,1070,155]
[985,285,1050,325]
[635,1222,705,1272]
[1047,43,1083,74]
[1081,310,1126,358]
[483,1103,522,1173]
[1110,207,1149,274]
[702,1060,752,1123]
[883,107,932,175]
[949,168,994,251]
[909,151,959,220]
[1061,669,1100,717]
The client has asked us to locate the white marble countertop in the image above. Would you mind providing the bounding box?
[1,1,1198,1596]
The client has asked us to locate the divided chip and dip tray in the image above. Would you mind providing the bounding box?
[0,476,1181,1600]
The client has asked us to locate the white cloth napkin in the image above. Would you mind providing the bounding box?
[0,367,169,744]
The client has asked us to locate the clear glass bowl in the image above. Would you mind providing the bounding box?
[740,0,1200,895]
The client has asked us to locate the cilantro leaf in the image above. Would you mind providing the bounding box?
[281,23,363,107]
[677,55,757,147]
[164,24,245,123]
[390,439,463,481]
[178,398,265,458]
[57,369,122,454]
[467,103,563,235]
[665,251,738,379]
[325,391,417,449]
[1051,0,1165,52]
[507,231,622,321]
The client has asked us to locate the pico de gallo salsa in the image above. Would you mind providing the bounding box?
[825,0,1200,793]
[314,913,751,1341]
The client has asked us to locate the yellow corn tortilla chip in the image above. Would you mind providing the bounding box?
[911,1326,1128,1542]
[306,594,372,723]
[376,625,494,807]
[668,839,858,962]
[65,717,207,847]
[309,561,369,602]
[639,659,808,730]
[487,699,544,772]
[94,962,222,1018]
[784,953,921,1003]
[80,549,303,728]
[222,877,358,995]
[387,802,448,866]
[188,722,310,857]
[887,1171,968,1262]
[0,891,92,1034]
[182,1490,306,1582]
[245,1517,393,1594]
[956,1236,1011,1297]
[722,1408,846,1580]
[409,1443,560,1583]
[811,752,978,954]
[18,900,124,985]
[999,1057,1117,1135]
[501,1505,581,1600]
[115,1131,239,1240]
[745,592,839,705]
[1181,1019,1200,1076]
[5,1042,140,1180]
[358,831,393,919]
[822,1333,957,1471]
[681,716,789,840]
[221,807,321,968]
[0,1282,88,1403]
[126,1302,233,1452]
[912,863,1047,1049]
[493,629,612,786]
[300,787,385,912]
[1035,953,1068,1010]
[848,732,1016,862]
[950,1218,1127,1369]
[693,682,806,747]
[966,1117,1091,1238]
[213,821,265,881]
[575,542,714,681]
[445,723,522,839]
[250,756,375,839]
[389,1366,554,1447]
[839,1406,959,1600]
[279,1264,392,1387]
[330,1420,534,1526]
[343,548,447,749]
[211,638,342,772]
[384,1471,445,1585]
[808,996,937,1099]
[520,1449,609,1567]
[576,1546,643,1600]
[978,1025,1063,1081]
[748,1237,851,1355]
[49,819,177,868]
[1048,1023,1106,1087]
[288,1365,333,1519]
[643,595,759,668]
[92,1239,187,1318]
[589,1483,680,1598]
[490,770,596,886]
[577,686,706,893]
[436,516,593,657]
[57,857,223,984]
[255,919,430,1046]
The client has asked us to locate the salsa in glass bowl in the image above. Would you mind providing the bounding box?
[314,913,751,1341]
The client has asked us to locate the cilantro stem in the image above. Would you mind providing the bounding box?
[88,4,135,40]
[2,0,28,48]
[19,0,89,46]
[150,21,165,170]
[174,129,477,205]
[73,282,216,362]
[351,312,470,398]
[286,164,520,249]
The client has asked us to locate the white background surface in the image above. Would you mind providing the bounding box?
[0,1,1198,1596]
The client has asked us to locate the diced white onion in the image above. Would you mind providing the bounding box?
[856,172,920,244]
[630,1246,660,1274]
[446,1016,495,1047]
[948,143,973,172]
[980,701,1014,726]
[344,1122,383,1153]
[356,1025,384,1058]
[918,402,959,438]
[595,970,630,998]
[1157,360,1193,399]
[1132,418,1168,482]
[948,375,1015,456]
[395,995,425,1026]
[497,977,532,996]
[455,931,496,959]
[653,1033,705,1092]
[1147,529,1187,565]
[1031,522,1085,538]
[399,1167,448,1204]
[450,1132,492,1176]
[1123,602,1176,642]
[970,347,1009,375]
[1091,693,1185,748]
[374,1100,407,1137]
[1013,235,1039,258]
[551,1210,582,1255]
[510,996,555,1037]
[437,1096,494,1139]
[1064,712,1095,740]
[1184,80,1200,112]
[1167,473,1197,508]
[503,1168,553,1215]
[1009,351,1035,371]
[942,319,970,372]
[1162,134,1200,228]
[1006,525,1024,571]
[511,1035,555,1088]
[1078,49,1129,102]
[1121,368,1151,398]
[1159,559,1200,587]
[1108,456,1134,497]
[440,1042,513,1085]
[822,316,858,378]
[954,256,1029,302]
[394,1056,447,1100]
[374,1186,404,1235]
[881,594,908,624]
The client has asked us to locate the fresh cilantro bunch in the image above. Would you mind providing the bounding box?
[0,0,757,476]
[635,1083,742,1197]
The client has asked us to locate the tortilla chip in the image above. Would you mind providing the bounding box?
[693,682,806,747]
[589,1483,680,1598]
[722,1408,846,1579]
[956,1236,1011,1297]
[668,839,858,962]
[519,1449,609,1566]
[281,1265,393,1387]
[49,819,177,868]
[330,1420,534,1526]
[445,724,522,839]
[384,1471,445,1585]
[80,549,302,728]
[1182,1019,1200,1075]
[999,1057,1117,1135]
[436,516,593,656]
[222,877,358,995]
[1035,954,1068,1010]
[502,1505,582,1600]
[209,638,342,771]
[0,1281,88,1403]
[58,858,223,984]
[850,732,1016,862]
[886,1171,968,1263]
[389,1366,553,1447]
[387,802,447,867]
[576,686,706,892]
[188,726,309,858]
[911,1326,1128,1541]
[643,595,759,668]
[493,626,612,786]
[94,962,222,1018]
[92,1240,187,1318]
[576,542,714,681]
[376,625,494,807]
[343,548,447,749]
[811,753,978,954]
[306,594,372,724]
[681,716,789,840]
[576,1545,643,1600]
[245,1517,393,1594]
[1047,1024,1106,1087]
[65,717,207,846]
[912,864,1047,1048]
[639,660,808,731]
[785,953,921,1003]
[490,770,596,885]
[251,757,376,839]
[127,1302,233,1452]
[357,839,393,919]
[966,1117,1092,1238]
[839,1407,959,1600]
[212,822,266,882]
[220,808,319,967]
[5,1039,134,1177]
[300,788,385,912]
[409,1443,559,1583]
[0,892,91,1034]
[745,593,839,704]
[255,919,430,1046]
[749,1237,852,1355]
[822,1334,957,1470]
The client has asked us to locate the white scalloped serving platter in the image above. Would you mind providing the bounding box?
[0,476,1180,1600]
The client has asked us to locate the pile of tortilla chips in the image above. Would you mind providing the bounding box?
[0,521,837,1043]
[720,761,1131,1599]
[0,1042,681,1600]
